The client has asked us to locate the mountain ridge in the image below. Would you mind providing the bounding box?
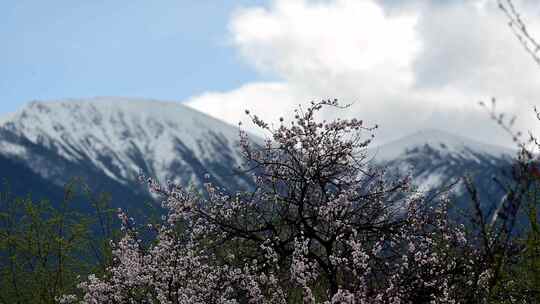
[366,128,515,213]
[0,98,256,212]
[0,98,518,217]
[368,128,516,163]
[0,97,250,186]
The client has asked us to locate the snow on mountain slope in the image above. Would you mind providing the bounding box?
[0,112,13,125]
[367,129,516,200]
[0,99,518,214]
[0,97,253,191]
[368,129,515,163]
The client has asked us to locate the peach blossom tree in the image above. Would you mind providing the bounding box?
[62,101,502,303]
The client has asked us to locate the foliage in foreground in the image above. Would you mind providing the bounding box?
[0,180,117,304]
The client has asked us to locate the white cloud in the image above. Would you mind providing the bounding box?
[230,0,418,82]
[186,0,540,147]
[186,82,302,137]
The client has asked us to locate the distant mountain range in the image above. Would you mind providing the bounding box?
[0,98,519,217]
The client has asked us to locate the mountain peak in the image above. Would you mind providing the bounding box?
[10,97,223,125]
[368,128,515,162]
[0,112,14,125]
[0,97,249,188]
[3,97,240,142]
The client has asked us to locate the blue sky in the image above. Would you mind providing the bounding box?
[0,0,271,114]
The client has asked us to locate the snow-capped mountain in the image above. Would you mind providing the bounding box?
[0,99,520,217]
[0,98,254,210]
[369,129,514,163]
[368,129,517,210]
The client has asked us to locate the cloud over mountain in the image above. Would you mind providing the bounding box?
[187,0,540,147]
